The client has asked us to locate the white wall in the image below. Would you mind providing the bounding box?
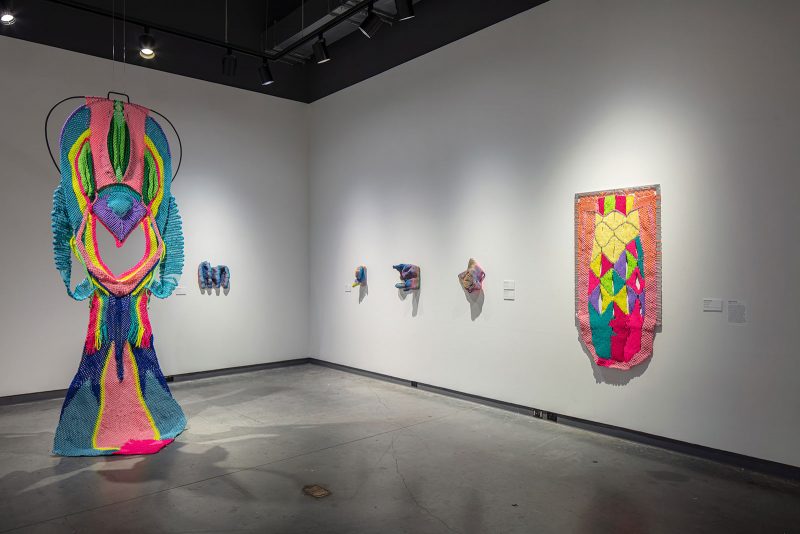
[0,36,310,396]
[309,0,800,467]
[3,0,799,468]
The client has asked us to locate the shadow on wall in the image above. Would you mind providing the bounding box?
[397,288,421,317]
[201,285,231,296]
[463,289,485,321]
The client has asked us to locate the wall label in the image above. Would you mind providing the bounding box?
[503,280,516,301]
[727,300,747,324]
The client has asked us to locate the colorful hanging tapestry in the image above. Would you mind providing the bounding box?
[575,185,661,370]
[51,97,186,455]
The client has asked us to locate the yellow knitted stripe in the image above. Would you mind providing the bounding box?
[91,279,110,295]
[91,345,117,451]
[80,216,159,283]
[83,214,101,270]
[144,136,165,218]
[134,292,145,346]
[133,271,154,296]
[128,343,161,440]
[93,296,104,351]
[69,131,92,213]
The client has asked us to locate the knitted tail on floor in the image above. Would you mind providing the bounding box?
[53,293,186,456]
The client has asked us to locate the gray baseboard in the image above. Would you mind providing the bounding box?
[307,358,800,481]
[0,388,69,406]
[3,356,798,481]
[0,358,311,406]
[166,358,311,382]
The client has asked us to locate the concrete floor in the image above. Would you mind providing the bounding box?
[0,365,798,534]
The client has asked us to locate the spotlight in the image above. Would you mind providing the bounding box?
[222,48,237,76]
[312,36,330,64]
[359,8,383,38]
[0,12,14,25]
[395,0,414,21]
[139,30,156,59]
[258,59,274,86]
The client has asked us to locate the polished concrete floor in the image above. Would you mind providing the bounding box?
[0,364,798,534]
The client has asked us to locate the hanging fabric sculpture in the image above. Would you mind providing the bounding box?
[393,264,420,292]
[458,258,485,293]
[575,186,661,370]
[198,262,230,290]
[217,265,230,290]
[198,261,212,289]
[352,265,367,287]
[51,97,186,455]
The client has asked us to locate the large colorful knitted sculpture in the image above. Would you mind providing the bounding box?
[393,264,420,292]
[458,258,485,293]
[575,186,661,370]
[51,97,186,455]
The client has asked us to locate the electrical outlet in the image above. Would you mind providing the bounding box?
[531,409,556,421]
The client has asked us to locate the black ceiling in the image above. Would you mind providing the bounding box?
[0,0,550,103]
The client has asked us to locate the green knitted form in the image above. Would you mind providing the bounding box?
[108,101,130,181]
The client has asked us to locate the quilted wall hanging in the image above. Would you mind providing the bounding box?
[575,185,661,370]
[50,97,186,455]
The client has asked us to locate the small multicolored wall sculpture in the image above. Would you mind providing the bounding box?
[198,261,212,289]
[217,265,230,290]
[352,265,367,287]
[51,97,186,455]
[458,258,485,293]
[198,262,230,290]
[575,186,661,370]
[393,264,420,292]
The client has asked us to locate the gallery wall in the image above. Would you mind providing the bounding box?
[309,0,800,467]
[0,36,311,397]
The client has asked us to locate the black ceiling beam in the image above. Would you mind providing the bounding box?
[43,0,380,63]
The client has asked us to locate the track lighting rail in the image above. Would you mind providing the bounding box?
[42,0,388,63]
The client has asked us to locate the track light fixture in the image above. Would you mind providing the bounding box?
[38,0,418,75]
[359,6,383,39]
[312,35,330,64]
[222,48,238,76]
[0,8,15,25]
[258,59,274,86]
[395,0,414,21]
[139,29,156,59]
